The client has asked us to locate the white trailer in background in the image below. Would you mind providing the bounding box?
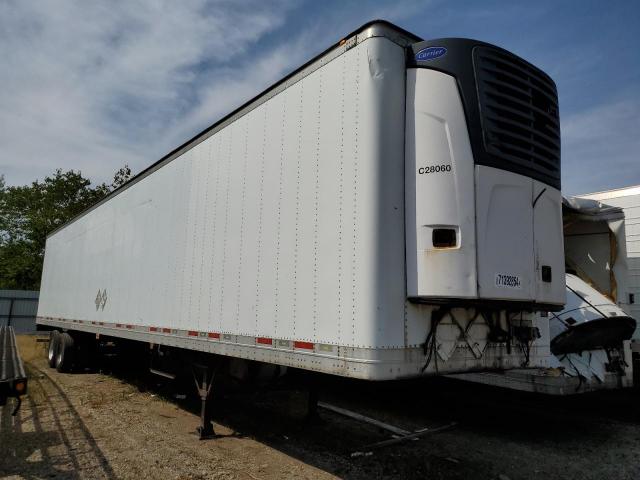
[563,196,632,315]
[37,20,565,434]
[578,185,640,321]
[578,185,640,373]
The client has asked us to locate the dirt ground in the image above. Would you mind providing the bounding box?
[2,335,640,480]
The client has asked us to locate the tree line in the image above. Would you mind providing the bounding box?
[0,166,131,290]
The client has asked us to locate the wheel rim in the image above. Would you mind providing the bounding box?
[48,333,57,363]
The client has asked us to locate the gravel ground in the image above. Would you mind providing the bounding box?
[1,337,332,480]
[2,336,640,480]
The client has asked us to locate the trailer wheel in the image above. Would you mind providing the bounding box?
[55,332,75,373]
[48,330,60,368]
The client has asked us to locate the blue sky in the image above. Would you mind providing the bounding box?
[1,0,638,195]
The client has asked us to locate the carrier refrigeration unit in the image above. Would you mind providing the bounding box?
[38,20,564,433]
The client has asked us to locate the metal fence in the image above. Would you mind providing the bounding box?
[0,290,39,333]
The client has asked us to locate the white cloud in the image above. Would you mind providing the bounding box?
[167,27,316,145]
[0,0,293,185]
[0,1,442,187]
[13,0,631,200]
[562,96,640,195]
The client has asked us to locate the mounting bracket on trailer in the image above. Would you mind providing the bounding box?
[192,362,217,440]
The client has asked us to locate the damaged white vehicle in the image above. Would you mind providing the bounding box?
[548,274,634,390]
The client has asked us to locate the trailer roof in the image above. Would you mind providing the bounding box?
[47,20,421,238]
[578,184,640,201]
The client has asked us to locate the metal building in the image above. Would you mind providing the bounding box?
[0,290,39,333]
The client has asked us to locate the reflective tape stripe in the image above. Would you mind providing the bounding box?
[38,317,334,353]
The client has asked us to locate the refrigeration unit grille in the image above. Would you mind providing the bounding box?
[474,46,561,188]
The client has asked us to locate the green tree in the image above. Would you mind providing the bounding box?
[112,164,132,190]
[0,166,132,290]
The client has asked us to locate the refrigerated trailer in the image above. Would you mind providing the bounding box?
[37,20,564,418]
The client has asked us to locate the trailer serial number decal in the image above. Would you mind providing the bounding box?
[495,274,522,289]
[418,164,451,175]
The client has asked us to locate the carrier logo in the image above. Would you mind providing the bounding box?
[415,46,447,61]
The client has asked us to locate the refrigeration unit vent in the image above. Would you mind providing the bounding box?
[474,46,561,189]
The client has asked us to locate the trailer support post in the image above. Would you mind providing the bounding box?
[305,377,321,424]
[192,362,216,439]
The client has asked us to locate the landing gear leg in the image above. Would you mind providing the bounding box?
[193,362,216,439]
[305,377,321,424]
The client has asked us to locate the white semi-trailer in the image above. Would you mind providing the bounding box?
[37,20,564,435]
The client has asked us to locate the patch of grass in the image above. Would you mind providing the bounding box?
[16,334,49,363]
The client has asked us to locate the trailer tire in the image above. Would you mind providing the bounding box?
[55,332,75,373]
[48,331,60,368]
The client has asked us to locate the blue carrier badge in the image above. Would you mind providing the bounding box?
[415,46,447,61]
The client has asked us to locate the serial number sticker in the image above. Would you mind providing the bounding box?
[418,164,451,175]
[495,273,522,289]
